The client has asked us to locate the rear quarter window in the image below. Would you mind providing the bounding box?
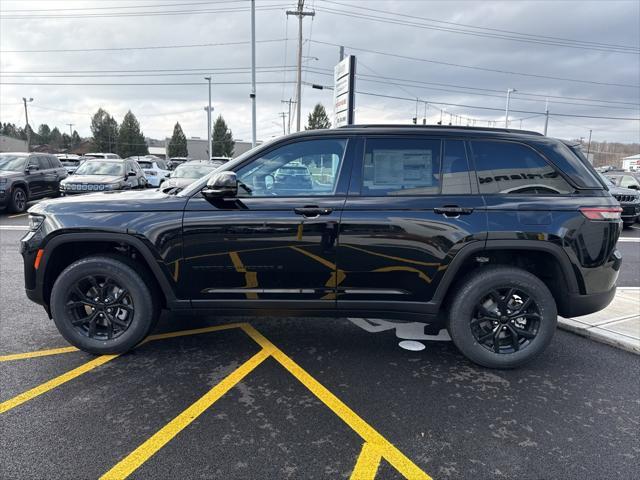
[470,140,575,195]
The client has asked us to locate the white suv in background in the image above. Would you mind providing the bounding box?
[127,156,170,187]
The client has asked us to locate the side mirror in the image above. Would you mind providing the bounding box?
[202,171,238,199]
[627,184,639,190]
[126,171,136,178]
[25,165,37,174]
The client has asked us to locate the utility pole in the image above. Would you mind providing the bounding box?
[250,0,257,147]
[66,123,74,136]
[286,1,315,133]
[279,112,287,135]
[281,99,295,135]
[22,97,33,152]
[543,98,549,136]
[587,129,593,157]
[204,76,212,158]
[504,88,516,127]
[339,45,344,61]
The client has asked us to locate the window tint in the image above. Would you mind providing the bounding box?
[37,157,50,170]
[49,156,62,168]
[471,140,574,195]
[236,138,346,197]
[442,140,471,194]
[363,138,441,195]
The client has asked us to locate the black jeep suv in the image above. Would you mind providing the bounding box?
[21,126,622,368]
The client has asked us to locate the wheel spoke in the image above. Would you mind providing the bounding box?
[87,315,98,337]
[523,313,541,320]
[114,288,130,302]
[112,303,133,312]
[513,327,535,339]
[71,311,96,326]
[110,316,129,328]
[72,285,94,305]
[492,330,501,353]
[66,300,89,310]
[478,305,498,318]
[471,316,495,326]
[507,325,520,351]
[478,330,495,343]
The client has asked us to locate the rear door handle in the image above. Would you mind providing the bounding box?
[434,206,474,217]
[294,206,333,218]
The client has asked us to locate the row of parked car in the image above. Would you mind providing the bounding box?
[599,170,640,226]
[0,152,229,213]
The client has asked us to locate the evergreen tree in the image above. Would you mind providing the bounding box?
[37,124,51,143]
[90,108,118,152]
[49,127,63,148]
[117,110,148,158]
[62,133,71,150]
[211,115,234,157]
[305,103,331,130]
[167,122,188,157]
[71,130,82,148]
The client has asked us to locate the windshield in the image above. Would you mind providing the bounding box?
[173,163,219,179]
[137,161,153,168]
[596,172,614,188]
[74,161,124,176]
[61,159,80,166]
[0,155,27,172]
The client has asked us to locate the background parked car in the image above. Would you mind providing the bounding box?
[168,157,191,170]
[598,172,640,227]
[605,172,640,191]
[56,154,84,174]
[127,156,171,187]
[60,158,147,195]
[0,152,68,212]
[160,159,224,192]
[82,152,121,160]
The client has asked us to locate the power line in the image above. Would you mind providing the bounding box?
[314,4,639,54]
[0,4,288,20]
[319,0,638,52]
[311,40,640,89]
[1,1,246,13]
[1,38,286,54]
[0,68,298,78]
[0,81,296,86]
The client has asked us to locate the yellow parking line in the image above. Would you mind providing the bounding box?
[350,442,382,480]
[0,354,118,414]
[8,213,28,218]
[373,266,432,284]
[0,346,79,362]
[344,245,439,268]
[229,251,259,299]
[99,348,272,480]
[240,324,431,480]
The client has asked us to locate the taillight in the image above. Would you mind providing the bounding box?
[580,207,622,220]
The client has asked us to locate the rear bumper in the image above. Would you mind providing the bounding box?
[559,286,617,318]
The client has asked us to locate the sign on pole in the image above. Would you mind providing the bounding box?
[334,55,356,127]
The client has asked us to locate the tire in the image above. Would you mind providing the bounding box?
[447,266,557,369]
[623,221,634,229]
[9,187,28,213]
[50,255,158,355]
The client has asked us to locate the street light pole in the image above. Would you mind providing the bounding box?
[250,0,257,147]
[22,97,33,152]
[67,123,74,136]
[504,88,516,128]
[286,1,315,132]
[204,76,212,158]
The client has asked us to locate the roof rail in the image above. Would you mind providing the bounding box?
[338,124,544,136]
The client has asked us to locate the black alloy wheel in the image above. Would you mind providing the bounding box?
[65,275,134,340]
[470,287,541,354]
[11,188,27,212]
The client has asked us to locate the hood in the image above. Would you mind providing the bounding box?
[0,170,22,180]
[607,184,639,196]
[61,174,123,184]
[29,189,188,216]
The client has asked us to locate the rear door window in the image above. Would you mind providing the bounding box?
[470,140,574,195]
[442,140,472,194]
[37,157,50,170]
[362,137,441,195]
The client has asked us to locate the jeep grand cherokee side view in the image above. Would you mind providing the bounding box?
[21,126,622,369]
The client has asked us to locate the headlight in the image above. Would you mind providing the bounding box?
[28,214,45,232]
[105,182,122,190]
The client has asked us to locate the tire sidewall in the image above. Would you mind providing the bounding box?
[50,256,154,354]
[448,267,557,369]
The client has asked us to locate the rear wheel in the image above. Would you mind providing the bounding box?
[50,256,158,354]
[9,187,27,213]
[447,266,557,369]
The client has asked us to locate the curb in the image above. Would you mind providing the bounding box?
[558,318,640,355]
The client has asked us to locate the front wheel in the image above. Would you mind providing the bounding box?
[50,256,158,354]
[447,266,557,369]
[9,187,27,213]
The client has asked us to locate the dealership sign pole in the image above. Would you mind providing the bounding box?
[334,55,356,128]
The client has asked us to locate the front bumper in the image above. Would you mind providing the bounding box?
[620,203,640,222]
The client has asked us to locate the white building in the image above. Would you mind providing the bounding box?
[622,154,640,171]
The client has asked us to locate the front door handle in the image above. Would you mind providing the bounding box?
[434,206,474,217]
[294,206,333,218]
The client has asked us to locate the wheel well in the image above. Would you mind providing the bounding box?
[441,249,570,314]
[43,241,166,309]
[11,182,28,195]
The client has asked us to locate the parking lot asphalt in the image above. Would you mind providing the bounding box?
[1,206,640,479]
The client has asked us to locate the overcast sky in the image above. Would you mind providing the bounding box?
[1,0,638,145]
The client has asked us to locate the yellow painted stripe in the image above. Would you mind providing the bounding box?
[229,251,259,299]
[290,245,337,270]
[240,324,432,480]
[0,354,118,414]
[0,346,79,362]
[99,348,272,480]
[373,266,432,284]
[350,442,383,480]
[8,212,28,218]
[344,245,439,268]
